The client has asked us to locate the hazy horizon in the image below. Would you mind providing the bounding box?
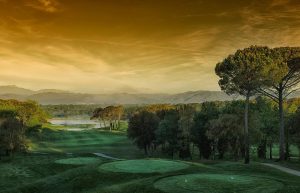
[1,0,300,94]
[0,84,227,94]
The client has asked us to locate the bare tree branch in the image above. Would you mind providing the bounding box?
[256,88,279,103]
[285,77,300,89]
[284,87,300,99]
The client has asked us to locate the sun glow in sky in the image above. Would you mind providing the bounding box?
[0,0,300,93]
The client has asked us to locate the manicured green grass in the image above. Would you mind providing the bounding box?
[154,173,283,193]
[99,159,189,173]
[55,157,101,165]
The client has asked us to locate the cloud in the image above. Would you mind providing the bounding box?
[1,0,300,93]
[270,0,290,7]
[234,0,300,48]
[25,0,61,13]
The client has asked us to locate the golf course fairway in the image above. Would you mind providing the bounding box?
[99,159,189,173]
[154,173,284,193]
[55,157,101,165]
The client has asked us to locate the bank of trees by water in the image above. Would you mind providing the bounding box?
[42,104,100,118]
[0,100,47,158]
[42,104,143,119]
[91,106,124,131]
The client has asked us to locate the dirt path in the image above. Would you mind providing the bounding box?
[93,152,123,160]
[262,163,300,177]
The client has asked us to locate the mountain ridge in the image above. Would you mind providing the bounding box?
[0,85,298,105]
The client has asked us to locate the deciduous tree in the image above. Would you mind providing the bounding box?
[207,114,243,160]
[127,111,159,155]
[191,102,220,159]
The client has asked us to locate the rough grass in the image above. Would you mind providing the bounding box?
[99,159,189,173]
[55,157,101,165]
[0,154,76,192]
[154,173,283,193]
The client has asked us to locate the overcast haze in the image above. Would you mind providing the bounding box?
[0,0,300,93]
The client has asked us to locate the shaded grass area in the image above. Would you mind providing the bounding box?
[0,154,78,192]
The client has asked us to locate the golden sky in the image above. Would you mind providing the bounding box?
[0,0,300,93]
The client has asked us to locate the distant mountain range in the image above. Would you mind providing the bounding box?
[0,85,299,105]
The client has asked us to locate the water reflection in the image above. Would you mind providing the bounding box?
[49,118,102,130]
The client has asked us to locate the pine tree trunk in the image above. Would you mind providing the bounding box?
[102,119,106,129]
[278,86,285,161]
[199,148,202,159]
[285,128,290,160]
[269,142,273,160]
[244,94,250,164]
[6,149,9,156]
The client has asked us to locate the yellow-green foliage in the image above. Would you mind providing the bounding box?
[0,99,48,127]
[0,99,48,154]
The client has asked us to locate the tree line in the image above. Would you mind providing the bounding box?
[42,104,142,120]
[127,99,300,161]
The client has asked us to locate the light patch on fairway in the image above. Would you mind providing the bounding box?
[99,159,189,173]
[55,157,101,165]
[66,128,86,131]
[154,174,284,193]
